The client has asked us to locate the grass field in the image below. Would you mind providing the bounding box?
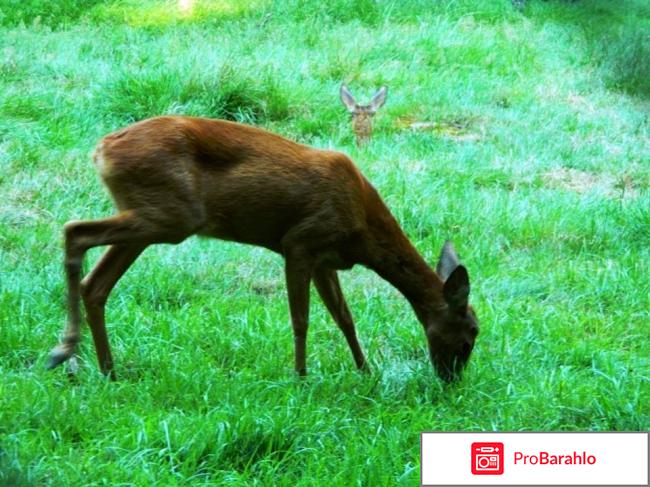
[1,0,649,484]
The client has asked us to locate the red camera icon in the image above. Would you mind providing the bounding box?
[471,442,504,475]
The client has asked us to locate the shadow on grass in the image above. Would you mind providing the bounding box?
[0,0,109,28]
[524,0,650,98]
[0,445,32,487]
[217,429,296,473]
[171,425,300,480]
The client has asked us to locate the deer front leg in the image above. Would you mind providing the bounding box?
[313,267,368,371]
[284,250,314,376]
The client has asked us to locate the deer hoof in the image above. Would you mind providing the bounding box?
[358,362,372,374]
[46,344,74,370]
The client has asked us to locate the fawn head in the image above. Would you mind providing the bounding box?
[427,242,479,382]
[340,84,387,146]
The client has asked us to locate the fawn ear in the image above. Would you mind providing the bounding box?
[340,84,357,112]
[436,241,460,282]
[369,86,387,112]
[443,265,470,311]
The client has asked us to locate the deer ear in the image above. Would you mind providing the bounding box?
[340,84,357,112]
[369,86,387,112]
[436,241,460,282]
[443,265,470,311]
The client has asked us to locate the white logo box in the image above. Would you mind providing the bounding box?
[421,432,648,486]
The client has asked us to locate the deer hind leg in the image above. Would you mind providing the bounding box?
[79,244,146,378]
[47,210,195,371]
[313,267,368,371]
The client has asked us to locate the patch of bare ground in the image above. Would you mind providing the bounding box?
[542,167,640,199]
[396,116,485,142]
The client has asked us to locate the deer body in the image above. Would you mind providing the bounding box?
[48,116,478,381]
[98,117,365,254]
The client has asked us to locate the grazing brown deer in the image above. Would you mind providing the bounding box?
[47,116,478,382]
[340,84,388,146]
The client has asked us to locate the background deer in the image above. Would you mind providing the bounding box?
[47,116,478,382]
[340,84,388,146]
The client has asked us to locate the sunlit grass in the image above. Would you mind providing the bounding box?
[90,0,268,27]
[178,0,194,14]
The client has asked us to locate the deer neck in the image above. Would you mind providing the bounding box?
[361,196,443,317]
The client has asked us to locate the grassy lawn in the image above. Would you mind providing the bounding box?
[1,0,648,484]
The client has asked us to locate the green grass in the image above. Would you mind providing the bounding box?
[1,0,649,484]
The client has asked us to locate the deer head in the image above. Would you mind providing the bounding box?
[340,84,387,146]
[426,242,479,382]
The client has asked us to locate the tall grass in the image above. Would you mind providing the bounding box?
[598,27,650,97]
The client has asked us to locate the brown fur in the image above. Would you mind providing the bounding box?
[47,116,478,382]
